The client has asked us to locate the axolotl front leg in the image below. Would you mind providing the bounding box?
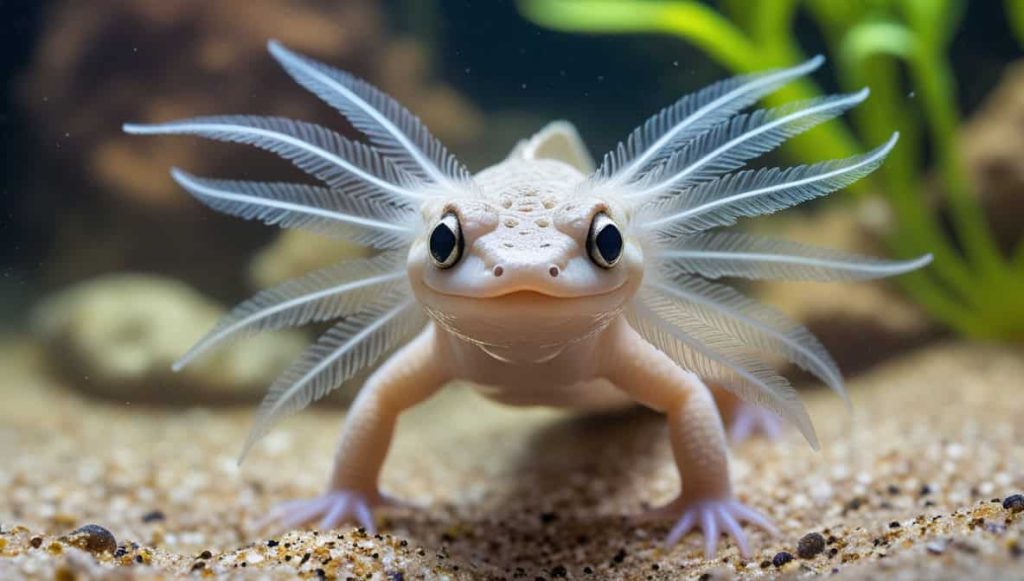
[261,326,449,533]
[599,319,777,558]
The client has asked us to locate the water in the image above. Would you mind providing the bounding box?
[0,2,1022,576]
[1,1,1018,326]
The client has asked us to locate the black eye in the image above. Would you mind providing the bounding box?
[587,212,623,268]
[429,213,462,268]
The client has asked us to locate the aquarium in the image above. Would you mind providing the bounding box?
[1,1,1022,579]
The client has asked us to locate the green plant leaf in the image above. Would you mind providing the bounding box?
[519,0,756,70]
[898,0,965,47]
[840,20,916,64]
[1007,0,1024,47]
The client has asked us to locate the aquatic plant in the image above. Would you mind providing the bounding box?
[520,0,1024,340]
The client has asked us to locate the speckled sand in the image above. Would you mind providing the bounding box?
[1,339,1022,579]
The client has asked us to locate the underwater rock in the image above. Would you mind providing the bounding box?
[796,532,826,559]
[771,551,795,567]
[1005,494,1024,513]
[960,59,1024,252]
[16,0,481,298]
[30,274,305,404]
[61,525,117,555]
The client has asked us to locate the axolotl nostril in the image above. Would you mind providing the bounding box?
[123,41,931,558]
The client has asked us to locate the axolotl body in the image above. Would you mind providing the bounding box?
[125,42,931,557]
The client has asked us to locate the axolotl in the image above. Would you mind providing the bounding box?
[124,42,931,557]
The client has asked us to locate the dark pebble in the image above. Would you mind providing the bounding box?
[889,521,901,529]
[540,512,558,525]
[62,524,117,555]
[141,510,165,523]
[797,532,827,559]
[1003,494,1024,513]
[611,549,626,564]
[267,539,279,548]
[772,551,794,567]
[29,537,43,549]
[198,550,213,559]
[550,564,567,577]
[387,572,405,581]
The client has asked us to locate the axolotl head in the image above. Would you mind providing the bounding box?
[408,156,644,364]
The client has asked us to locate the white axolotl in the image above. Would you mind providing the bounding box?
[124,41,931,557]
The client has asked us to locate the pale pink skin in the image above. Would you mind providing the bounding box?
[261,124,778,558]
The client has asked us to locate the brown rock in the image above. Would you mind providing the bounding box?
[960,59,1024,252]
[61,525,116,555]
[797,532,826,559]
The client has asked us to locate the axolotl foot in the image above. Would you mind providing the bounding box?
[257,489,411,534]
[728,402,785,445]
[642,496,778,558]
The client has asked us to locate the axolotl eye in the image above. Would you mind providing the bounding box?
[587,212,623,268]
[429,212,463,269]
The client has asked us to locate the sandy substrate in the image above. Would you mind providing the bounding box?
[1,338,1022,579]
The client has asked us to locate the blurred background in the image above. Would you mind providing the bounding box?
[0,0,1021,404]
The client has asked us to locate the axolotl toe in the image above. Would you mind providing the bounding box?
[124,41,931,558]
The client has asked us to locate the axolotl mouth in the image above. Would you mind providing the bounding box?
[418,284,631,364]
[451,284,626,301]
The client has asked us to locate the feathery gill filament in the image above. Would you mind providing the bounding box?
[268,40,453,187]
[239,298,416,461]
[656,247,934,280]
[171,169,414,234]
[645,132,899,230]
[647,279,846,402]
[173,271,407,371]
[626,89,869,199]
[124,121,427,201]
[607,55,825,186]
